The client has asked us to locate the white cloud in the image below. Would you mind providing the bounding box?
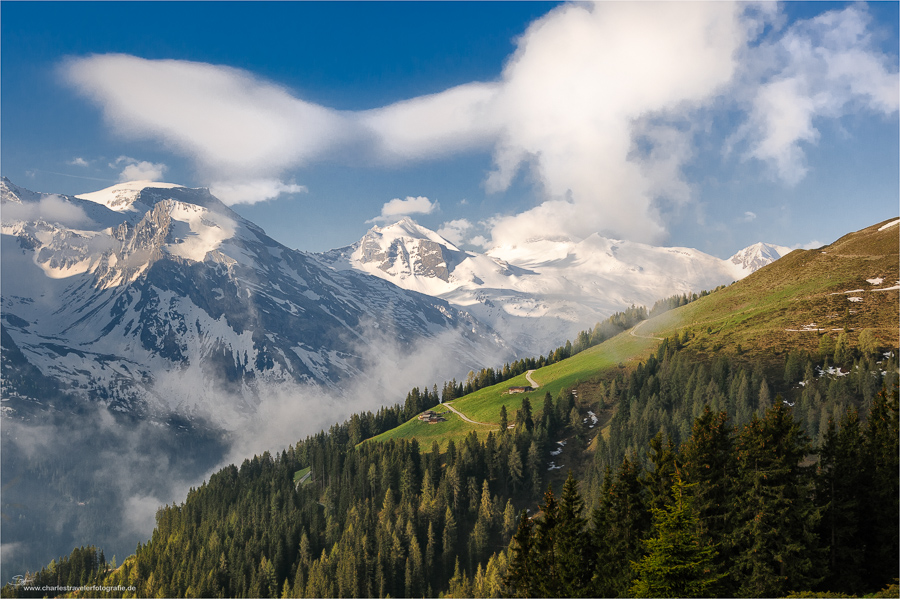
[743,211,757,222]
[64,55,349,178]
[735,5,899,184]
[113,155,168,182]
[209,179,307,205]
[1,194,91,228]
[792,239,824,250]
[68,157,90,167]
[368,196,438,223]
[61,3,897,239]
[360,82,501,162]
[483,2,754,246]
[436,218,474,246]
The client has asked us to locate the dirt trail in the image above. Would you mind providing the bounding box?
[443,369,541,428]
[629,320,664,340]
[442,402,491,426]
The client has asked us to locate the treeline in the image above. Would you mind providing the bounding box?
[5,333,896,597]
[648,285,726,318]
[448,296,698,401]
[585,329,897,480]
[338,303,660,445]
[502,391,899,597]
[6,546,109,591]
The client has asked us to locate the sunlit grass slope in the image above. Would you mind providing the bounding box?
[369,331,659,450]
[638,217,899,360]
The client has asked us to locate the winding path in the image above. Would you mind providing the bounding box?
[443,370,541,428]
[442,402,491,426]
[629,319,664,341]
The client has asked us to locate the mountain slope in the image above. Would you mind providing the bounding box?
[323,218,787,355]
[0,179,510,427]
[370,217,899,450]
[640,217,900,355]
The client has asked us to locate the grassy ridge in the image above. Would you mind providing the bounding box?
[369,331,659,449]
[638,218,899,360]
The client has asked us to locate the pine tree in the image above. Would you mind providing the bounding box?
[442,507,458,575]
[731,402,822,597]
[679,407,736,592]
[504,510,536,598]
[533,485,562,597]
[555,472,593,597]
[630,476,724,598]
[859,385,900,590]
[644,433,678,513]
[591,458,650,596]
[816,408,866,594]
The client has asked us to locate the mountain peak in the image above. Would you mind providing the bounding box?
[729,242,791,274]
[368,217,461,251]
[75,180,185,212]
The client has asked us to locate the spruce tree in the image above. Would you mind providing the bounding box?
[630,476,724,598]
[859,385,900,590]
[679,407,736,592]
[731,402,821,597]
[504,510,536,598]
[816,408,866,594]
[533,485,562,597]
[556,472,593,597]
[591,457,649,596]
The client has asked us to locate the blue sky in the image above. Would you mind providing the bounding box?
[2,1,897,257]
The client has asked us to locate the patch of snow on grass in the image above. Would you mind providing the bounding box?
[547,462,564,471]
[867,277,884,285]
[878,219,899,231]
[785,323,826,332]
[873,285,900,292]
[818,366,849,377]
[847,297,863,302]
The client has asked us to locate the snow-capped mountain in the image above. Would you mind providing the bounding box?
[0,179,509,427]
[729,241,792,274]
[323,218,787,355]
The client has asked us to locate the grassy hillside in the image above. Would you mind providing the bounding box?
[638,217,899,359]
[369,331,659,449]
[370,218,899,451]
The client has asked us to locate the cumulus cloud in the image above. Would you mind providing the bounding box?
[436,218,474,246]
[112,155,168,182]
[68,157,90,167]
[733,5,899,184]
[1,194,91,228]
[367,196,438,223]
[482,2,757,247]
[209,179,307,205]
[61,3,897,240]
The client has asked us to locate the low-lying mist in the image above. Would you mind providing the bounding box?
[0,323,514,583]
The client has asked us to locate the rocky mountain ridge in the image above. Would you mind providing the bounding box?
[1,179,509,428]
[323,217,790,354]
